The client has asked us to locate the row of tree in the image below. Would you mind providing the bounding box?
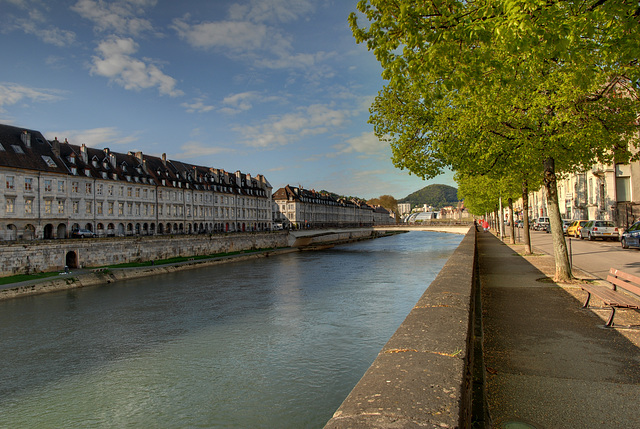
[351,0,639,281]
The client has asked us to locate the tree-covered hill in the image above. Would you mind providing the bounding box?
[398,184,459,209]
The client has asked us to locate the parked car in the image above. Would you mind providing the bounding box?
[621,221,640,249]
[533,217,550,231]
[71,229,96,238]
[567,220,588,238]
[579,220,619,241]
[515,220,524,228]
[562,220,571,235]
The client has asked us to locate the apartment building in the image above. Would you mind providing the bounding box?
[0,123,272,240]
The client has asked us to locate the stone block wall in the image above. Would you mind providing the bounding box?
[0,232,289,277]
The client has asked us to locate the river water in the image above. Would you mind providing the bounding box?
[0,231,462,428]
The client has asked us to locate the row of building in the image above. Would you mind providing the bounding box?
[519,161,639,228]
[0,123,393,241]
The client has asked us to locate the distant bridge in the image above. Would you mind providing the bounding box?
[288,224,471,248]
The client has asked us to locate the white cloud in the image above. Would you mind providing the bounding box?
[71,0,157,36]
[90,37,183,97]
[172,1,330,74]
[230,0,315,24]
[181,98,215,114]
[172,15,270,53]
[332,131,387,156]
[43,127,140,148]
[0,82,65,112]
[235,104,352,148]
[172,141,234,160]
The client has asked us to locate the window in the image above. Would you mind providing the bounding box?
[45,200,52,214]
[119,186,124,197]
[58,200,64,214]
[86,183,92,194]
[143,189,148,199]
[25,199,32,214]
[86,202,92,214]
[108,202,114,215]
[72,181,79,193]
[73,201,79,213]
[58,181,65,193]
[108,185,113,196]
[6,176,15,190]
[41,155,57,167]
[11,145,24,154]
[127,187,132,197]
[617,177,631,202]
[118,202,124,216]
[97,202,103,215]
[127,203,132,215]
[24,178,33,191]
[44,179,52,192]
[6,198,15,213]
[96,184,103,196]
[135,188,140,198]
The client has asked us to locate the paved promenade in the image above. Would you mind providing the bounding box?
[478,231,640,428]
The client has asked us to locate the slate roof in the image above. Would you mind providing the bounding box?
[0,123,270,195]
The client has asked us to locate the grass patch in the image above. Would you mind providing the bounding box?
[0,271,60,286]
[100,247,277,269]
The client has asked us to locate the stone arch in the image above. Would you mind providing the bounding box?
[117,223,125,236]
[6,224,18,241]
[57,223,67,239]
[84,223,93,231]
[43,224,54,239]
[65,250,79,269]
[96,223,104,237]
[24,224,37,240]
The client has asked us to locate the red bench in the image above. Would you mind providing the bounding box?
[581,268,640,327]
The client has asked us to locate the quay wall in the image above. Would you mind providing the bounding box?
[0,232,290,277]
[325,227,480,428]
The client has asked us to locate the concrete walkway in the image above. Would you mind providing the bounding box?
[478,231,640,428]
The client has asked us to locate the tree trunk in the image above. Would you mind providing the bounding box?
[543,158,572,281]
[522,181,532,254]
[508,198,515,244]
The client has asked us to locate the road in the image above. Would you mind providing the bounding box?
[508,228,640,280]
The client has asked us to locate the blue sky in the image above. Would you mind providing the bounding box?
[0,0,454,200]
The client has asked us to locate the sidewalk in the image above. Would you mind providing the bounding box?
[478,231,640,428]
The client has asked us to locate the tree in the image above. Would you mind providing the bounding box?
[368,195,398,211]
[351,0,640,281]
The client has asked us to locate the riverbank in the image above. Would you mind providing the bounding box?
[0,229,399,301]
[0,247,298,301]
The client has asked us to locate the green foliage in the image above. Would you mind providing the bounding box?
[351,0,640,183]
[456,173,521,216]
[367,195,398,212]
[398,184,459,209]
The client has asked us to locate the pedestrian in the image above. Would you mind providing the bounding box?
[474,219,479,231]
[483,219,489,232]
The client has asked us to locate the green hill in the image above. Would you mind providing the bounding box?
[398,184,459,209]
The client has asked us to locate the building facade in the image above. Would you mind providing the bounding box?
[0,124,273,240]
[522,160,639,228]
[272,185,394,228]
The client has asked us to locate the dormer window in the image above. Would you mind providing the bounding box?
[85,169,91,177]
[102,172,108,179]
[71,167,77,175]
[69,155,76,164]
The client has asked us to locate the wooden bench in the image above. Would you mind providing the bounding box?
[581,268,640,327]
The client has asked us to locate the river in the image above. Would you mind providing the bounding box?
[0,231,462,428]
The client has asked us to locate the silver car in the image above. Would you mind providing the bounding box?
[580,220,619,241]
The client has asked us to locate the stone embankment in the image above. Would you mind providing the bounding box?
[0,228,396,301]
[325,227,479,428]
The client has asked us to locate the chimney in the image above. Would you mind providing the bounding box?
[21,131,31,147]
[80,144,88,164]
[109,152,116,168]
[162,153,167,166]
[135,151,143,162]
[51,137,61,158]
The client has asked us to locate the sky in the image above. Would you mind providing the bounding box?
[0,0,455,200]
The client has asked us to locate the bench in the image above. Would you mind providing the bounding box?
[581,268,640,327]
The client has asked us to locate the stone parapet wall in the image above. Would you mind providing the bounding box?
[325,227,479,428]
[0,232,289,277]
